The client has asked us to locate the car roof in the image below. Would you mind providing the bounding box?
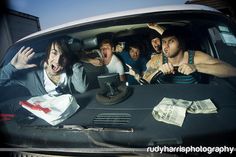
[18,4,219,42]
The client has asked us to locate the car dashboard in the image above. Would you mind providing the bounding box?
[1,82,236,150]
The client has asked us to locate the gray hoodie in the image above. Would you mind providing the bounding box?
[0,63,88,96]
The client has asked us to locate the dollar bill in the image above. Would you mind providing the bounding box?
[187,99,217,114]
[152,98,217,127]
[152,98,191,127]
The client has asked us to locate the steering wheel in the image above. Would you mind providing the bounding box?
[150,66,179,84]
[138,66,179,85]
[139,77,149,85]
[149,71,163,84]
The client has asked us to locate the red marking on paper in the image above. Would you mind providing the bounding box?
[19,101,51,114]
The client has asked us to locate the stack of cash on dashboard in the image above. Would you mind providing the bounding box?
[152,98,217,127]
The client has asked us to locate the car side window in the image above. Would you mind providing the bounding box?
[208,25,236,67]
[218,25,236,46]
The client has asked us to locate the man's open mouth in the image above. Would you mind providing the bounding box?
[155,45,161,51]
[103,52,107,58]
[51,64,61,73]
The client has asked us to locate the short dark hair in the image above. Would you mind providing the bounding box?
[129,43,141,51]
[149,29,162,41]
[162,27,186,51]
[99,39,114,48]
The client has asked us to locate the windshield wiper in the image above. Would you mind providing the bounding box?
[61,125,134,133]
[19,124,148,156]
[21,124,134,133]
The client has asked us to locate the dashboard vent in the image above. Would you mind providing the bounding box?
[93,113,131,126]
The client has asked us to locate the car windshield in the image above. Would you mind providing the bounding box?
[1,7,236,156]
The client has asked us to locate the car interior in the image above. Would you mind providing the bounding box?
[1,17,236,100]
[1,10,236,154]
[67,21,215,86]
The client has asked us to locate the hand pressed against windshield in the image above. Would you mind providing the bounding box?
[10,46,37,70]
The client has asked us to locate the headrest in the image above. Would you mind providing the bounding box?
[67,38,82,52]
[83,37,98,49]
